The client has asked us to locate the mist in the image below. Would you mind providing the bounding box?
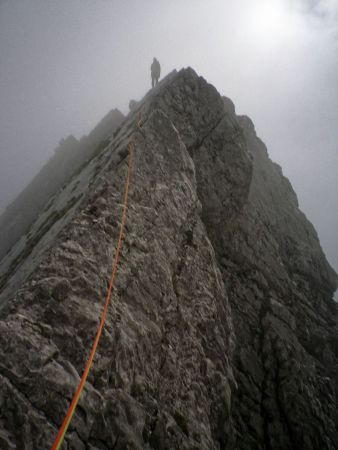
[0,0,337,279]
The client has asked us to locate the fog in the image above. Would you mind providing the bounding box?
[0,0,337,279]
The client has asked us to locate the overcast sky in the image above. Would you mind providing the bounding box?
[0,0,337,280]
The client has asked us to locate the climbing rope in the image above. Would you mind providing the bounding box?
[50,137,134,450]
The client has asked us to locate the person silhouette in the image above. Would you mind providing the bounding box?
[151,57,161,88]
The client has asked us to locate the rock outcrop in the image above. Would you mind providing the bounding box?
[0,108,124,262]
[0,68,337,449]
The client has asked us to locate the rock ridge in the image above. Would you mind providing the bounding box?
[0,67,337,449]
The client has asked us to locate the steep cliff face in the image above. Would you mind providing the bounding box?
[0,108,124,262]
[0,68,337,450]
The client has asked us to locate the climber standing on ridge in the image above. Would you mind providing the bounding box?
[151,57,161,88]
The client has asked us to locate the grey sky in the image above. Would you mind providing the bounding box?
[0,0,337,280]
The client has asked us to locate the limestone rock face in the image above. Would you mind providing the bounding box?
[0,108,124,262]
[0,68,337,449]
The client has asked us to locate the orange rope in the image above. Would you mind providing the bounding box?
[50,139,134,450]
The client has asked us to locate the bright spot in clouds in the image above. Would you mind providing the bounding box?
[246,0,301,46]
